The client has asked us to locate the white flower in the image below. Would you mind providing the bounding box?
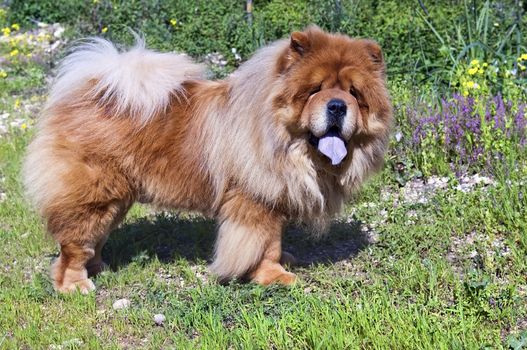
[54,26,65,38]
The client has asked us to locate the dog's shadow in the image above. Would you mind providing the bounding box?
[103,213,371,270]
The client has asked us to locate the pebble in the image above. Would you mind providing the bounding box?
[112,298,130,310]
[153,313,166,326]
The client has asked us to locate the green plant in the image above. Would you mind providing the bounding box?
[417,0,526,92]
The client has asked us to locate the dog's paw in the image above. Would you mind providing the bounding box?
[250,260,297,286]
[52,265,96,294]
[270,271,297,285]
[54,278,96,295]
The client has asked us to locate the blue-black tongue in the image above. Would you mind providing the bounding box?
[317,131,347,165]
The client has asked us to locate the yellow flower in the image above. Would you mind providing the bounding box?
[170,19,177,26]
[470,59,479,66]
[14,99,20,109]
[520,54,527,61]
[21,123,27,130]
[11,23,20,31]
[482,63,488,68]
[2,27,10,36]
[478,68,484,74]
[466,81,475,88]
[462,90,469,97]
[0,70,7,78]
[101,27,108,33]
[9,49,19,57]
[520,64,526,71]
[468,67,478,75]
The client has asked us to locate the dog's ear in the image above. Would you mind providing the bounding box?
[361,40,385,75]
[290,31,310,56]
[364,40,383,63]
[276,30,313,73]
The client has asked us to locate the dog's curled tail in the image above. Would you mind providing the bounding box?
[47,37,205,124]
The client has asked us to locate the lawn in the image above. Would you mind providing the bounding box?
[0,1,526,349]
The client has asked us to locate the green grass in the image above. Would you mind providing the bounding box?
[0,7,526,349]
[0,87,526,349]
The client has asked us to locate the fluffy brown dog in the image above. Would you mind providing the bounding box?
[23,26,392,293]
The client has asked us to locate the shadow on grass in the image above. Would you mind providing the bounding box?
[103,213,371,270]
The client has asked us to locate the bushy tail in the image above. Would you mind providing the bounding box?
[47,37,205,123]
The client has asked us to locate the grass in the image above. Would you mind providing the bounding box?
[0,9,526,350]
[1,95,526,349]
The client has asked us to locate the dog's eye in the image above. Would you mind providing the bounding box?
[350,86,368,109]
[309,84,322,96]
[349,86,358,98]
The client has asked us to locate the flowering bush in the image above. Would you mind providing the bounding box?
[453,57,527,100]
[397,94,527,177]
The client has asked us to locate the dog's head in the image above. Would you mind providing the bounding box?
[274,26,392,170]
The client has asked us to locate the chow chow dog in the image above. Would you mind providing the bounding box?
[23,26,392,293]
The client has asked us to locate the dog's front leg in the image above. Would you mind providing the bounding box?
[210,190,296,285]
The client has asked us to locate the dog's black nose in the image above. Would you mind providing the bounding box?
[326,99,347,128]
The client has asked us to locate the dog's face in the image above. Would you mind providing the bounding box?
[274,26,391,169]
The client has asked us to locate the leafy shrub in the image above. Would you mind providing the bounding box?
[7,0,525,90]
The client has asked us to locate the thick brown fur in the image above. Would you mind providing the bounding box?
[23,26,392,293]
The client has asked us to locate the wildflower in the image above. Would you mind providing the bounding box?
[54,26,65,38]
[14,99,20,109]
[519,54,527,61]
[2,27,10,36]
[470,59,480,66]
[101,27,108,33]
[9,49,19,57]
[170,19,177,26]
[468,67,478,75]
[11,23,20,31]
[478,68,484,74]
[0,70,7,78]
[520,64,526,71]
[37,32,51,42]
[482,63,488,68]
[20,123,27,130]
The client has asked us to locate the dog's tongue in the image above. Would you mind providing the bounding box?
[317,134,347,165]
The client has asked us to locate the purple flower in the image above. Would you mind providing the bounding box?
[400,93,526,176]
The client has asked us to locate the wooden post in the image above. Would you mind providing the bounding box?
[246,0,253,26]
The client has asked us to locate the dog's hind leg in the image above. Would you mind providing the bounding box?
[85,205,130,277]
[47,198,131,294]
[34,157,134,294]
[210,190,296,285]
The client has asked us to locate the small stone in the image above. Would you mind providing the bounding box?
[112,298,130,310]
[153,313,166,326]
